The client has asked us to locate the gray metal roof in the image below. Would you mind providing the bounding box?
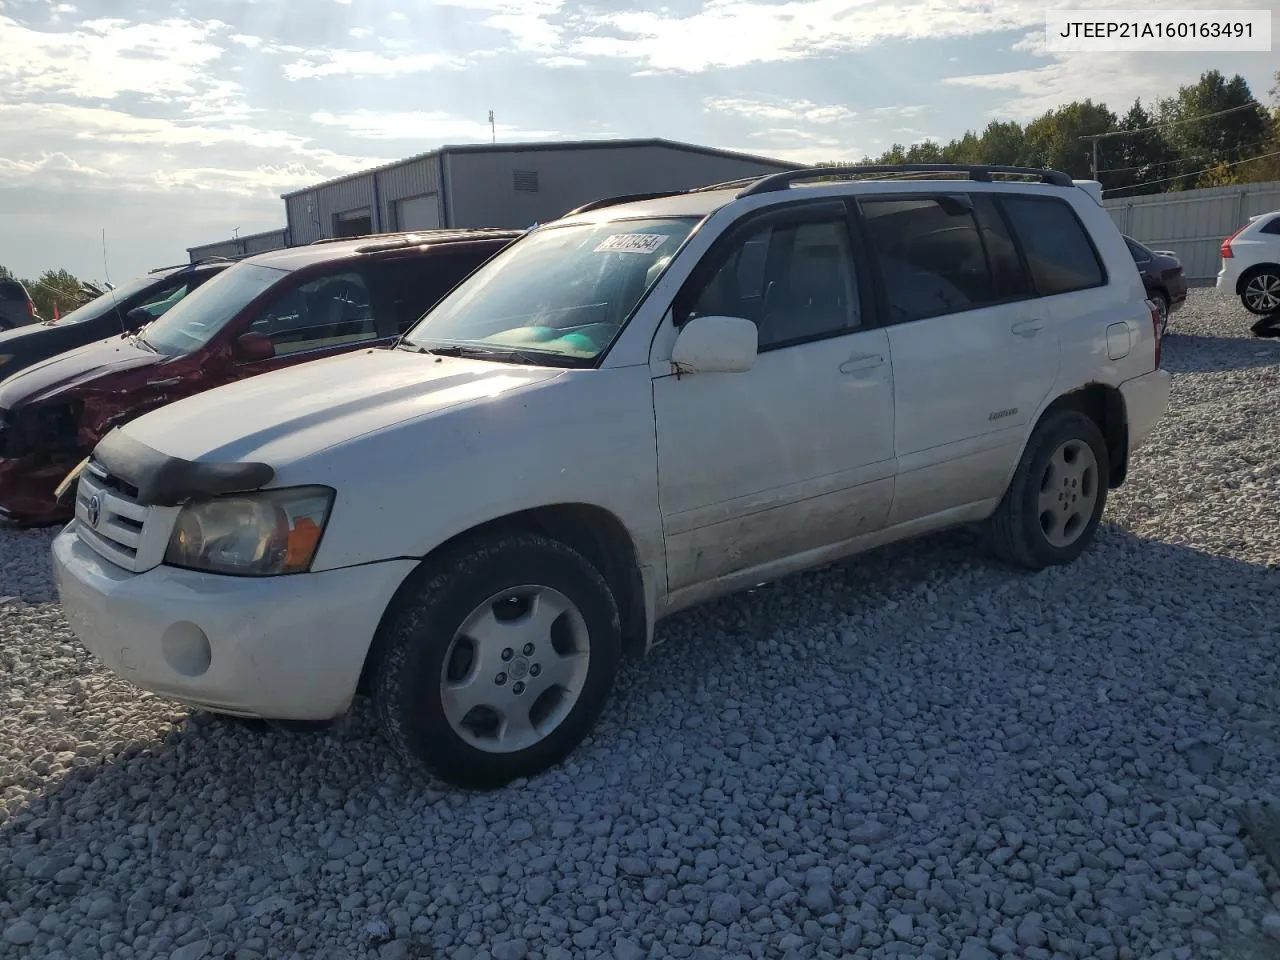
[279,137,803,200]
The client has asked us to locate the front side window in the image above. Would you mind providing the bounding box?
[859,196,999,322]
[682,213,861,349]
[403,218,697,364]
[246,270,378,357]
[1000,195,1106,296]
[140,263,290,355]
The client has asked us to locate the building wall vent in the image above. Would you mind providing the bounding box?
[513,170,540,192]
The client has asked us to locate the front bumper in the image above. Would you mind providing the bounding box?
[1120,368,1172,454]
[52,524,417,720]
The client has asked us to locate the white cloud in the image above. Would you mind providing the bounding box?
[283,48,466,79]
[0,103,383,197]
[310,109,561,143]
[0,13,236,102]
[705,97,854,125]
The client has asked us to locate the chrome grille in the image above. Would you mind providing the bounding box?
[73,459,165,572]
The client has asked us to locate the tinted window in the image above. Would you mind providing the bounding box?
[973,195,1033,301]
[130,280,192,323]
[375,252,493,335]
[859,196,999,322]
[0,280,28,303]
[684,214,861,349]
[247,270,379,356]
[1124,237,1152,262]
[1260,216,1280,236]
[1000,196,1106,296]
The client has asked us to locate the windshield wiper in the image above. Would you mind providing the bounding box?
[130,333,158,353]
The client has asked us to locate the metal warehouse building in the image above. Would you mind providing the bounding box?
[187,227,289,263]
[279,138,801,246]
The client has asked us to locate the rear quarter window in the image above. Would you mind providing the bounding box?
[999,195,1107,297]
[1260,215,1280,236]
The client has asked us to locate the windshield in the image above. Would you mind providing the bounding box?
[140,262,289,356]
[402,217,698,364]
[48,275,162,327]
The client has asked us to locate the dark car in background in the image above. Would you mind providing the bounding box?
[0,259,232,384]
[1124,235,1187,336]
[0,278,39,331]
[0,228,522,526]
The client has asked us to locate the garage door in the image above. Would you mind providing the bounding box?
[397,195,441,231]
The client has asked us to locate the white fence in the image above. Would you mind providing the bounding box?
[1103,181,1280,282]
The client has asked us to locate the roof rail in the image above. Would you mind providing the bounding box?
[563,192,685,217]
[148,256,233,274]
[736,163,1075,197]
[687,176,771,194]
[352,228,523,254]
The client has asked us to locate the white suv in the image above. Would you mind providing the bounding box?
[50,164,1171,788]
[1216,210,1280,314]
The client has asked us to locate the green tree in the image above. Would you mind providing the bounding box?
[1103,99,1182,195]
[29,269,86,319]
[1158,70,1272,187]
[1022,99,1118,179]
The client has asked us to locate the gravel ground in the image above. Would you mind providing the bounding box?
[3,288,1280,960]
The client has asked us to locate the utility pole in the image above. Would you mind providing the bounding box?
[488,110,495,143]
[1082,135,1101,179]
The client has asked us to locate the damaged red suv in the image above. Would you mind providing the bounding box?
[0,228,521,526]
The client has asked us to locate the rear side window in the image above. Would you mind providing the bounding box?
[1000,195,1106,296]
[376,250,496,334]
[1125,237,1152,262]
[859,196,1001,322]
[1260,216,1280,236]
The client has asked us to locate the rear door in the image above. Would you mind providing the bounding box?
[856,191,1060,525]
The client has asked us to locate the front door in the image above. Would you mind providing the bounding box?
[230,267,393,382]
[652,199,897,595]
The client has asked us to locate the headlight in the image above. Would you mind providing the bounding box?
[164,486,334,576]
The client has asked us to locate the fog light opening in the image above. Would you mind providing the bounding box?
[161,622,212,678]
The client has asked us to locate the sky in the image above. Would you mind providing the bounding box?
[0,0,1276,283]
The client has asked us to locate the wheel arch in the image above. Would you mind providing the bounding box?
[1236,262,1280,295]
[356,502,650,697]
[1033,383,1129,489]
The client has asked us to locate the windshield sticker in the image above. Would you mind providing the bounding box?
[595,233,668,255]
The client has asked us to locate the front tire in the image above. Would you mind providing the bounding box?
[369,531,621,789]
[989,410,1110,571]
[1241,268,1280,316]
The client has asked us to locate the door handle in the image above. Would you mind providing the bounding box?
[1011,319,1046,337]
[839,353,885,374]
[147,378,182,388]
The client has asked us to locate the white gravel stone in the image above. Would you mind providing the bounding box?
[3,291,1280,958]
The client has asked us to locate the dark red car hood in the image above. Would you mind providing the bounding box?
[0,335,163,409]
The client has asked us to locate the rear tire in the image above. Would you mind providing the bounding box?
[989,410,1110,571]
[369,531,622,789]
[1240,267,1280,316]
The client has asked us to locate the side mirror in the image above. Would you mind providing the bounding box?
[233,331,275,362]
[670,315,758,374]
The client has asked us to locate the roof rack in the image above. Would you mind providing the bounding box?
[737,163,1075,197]
[563,192,685,217]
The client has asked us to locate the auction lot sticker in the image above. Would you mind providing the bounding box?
[595,234,668,254]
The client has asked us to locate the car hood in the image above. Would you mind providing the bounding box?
[120,347,567,467]
[0,335,161,408]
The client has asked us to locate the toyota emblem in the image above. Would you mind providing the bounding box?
[86,494,102,529]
